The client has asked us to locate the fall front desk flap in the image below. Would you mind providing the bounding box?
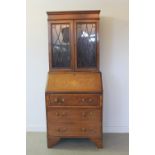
[46,72,103,93]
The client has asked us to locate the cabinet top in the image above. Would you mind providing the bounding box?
[47,10,100,20]
[47,10,100,15]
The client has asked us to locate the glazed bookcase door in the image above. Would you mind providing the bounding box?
[75,20,99,71]
[48,20,74,71]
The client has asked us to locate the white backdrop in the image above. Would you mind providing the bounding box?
[26,0,129,133]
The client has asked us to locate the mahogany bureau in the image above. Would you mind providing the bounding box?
[45,10,103,148]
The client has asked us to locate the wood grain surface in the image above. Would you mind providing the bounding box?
[46,72,102,93]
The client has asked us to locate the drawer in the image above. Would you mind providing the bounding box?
[46,94,100,106]
[47,108,101,123]
[48,122,101,137]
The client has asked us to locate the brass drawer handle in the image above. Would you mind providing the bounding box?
[81,98,93,103]
[54,98,58,103]
[56,112,67,117]
[53,98,65,104]
[56,98,65,104]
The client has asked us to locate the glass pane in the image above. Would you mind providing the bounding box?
[77,23,97,68]
[52,24,71,68]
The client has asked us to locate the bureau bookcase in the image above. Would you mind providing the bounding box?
[45,10,103,148]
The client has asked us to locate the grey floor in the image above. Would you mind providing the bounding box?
[27,132,129,155]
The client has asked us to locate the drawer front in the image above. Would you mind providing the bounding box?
[48,122,101,137]
[47,108,101,123]
[46,94,100,106]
